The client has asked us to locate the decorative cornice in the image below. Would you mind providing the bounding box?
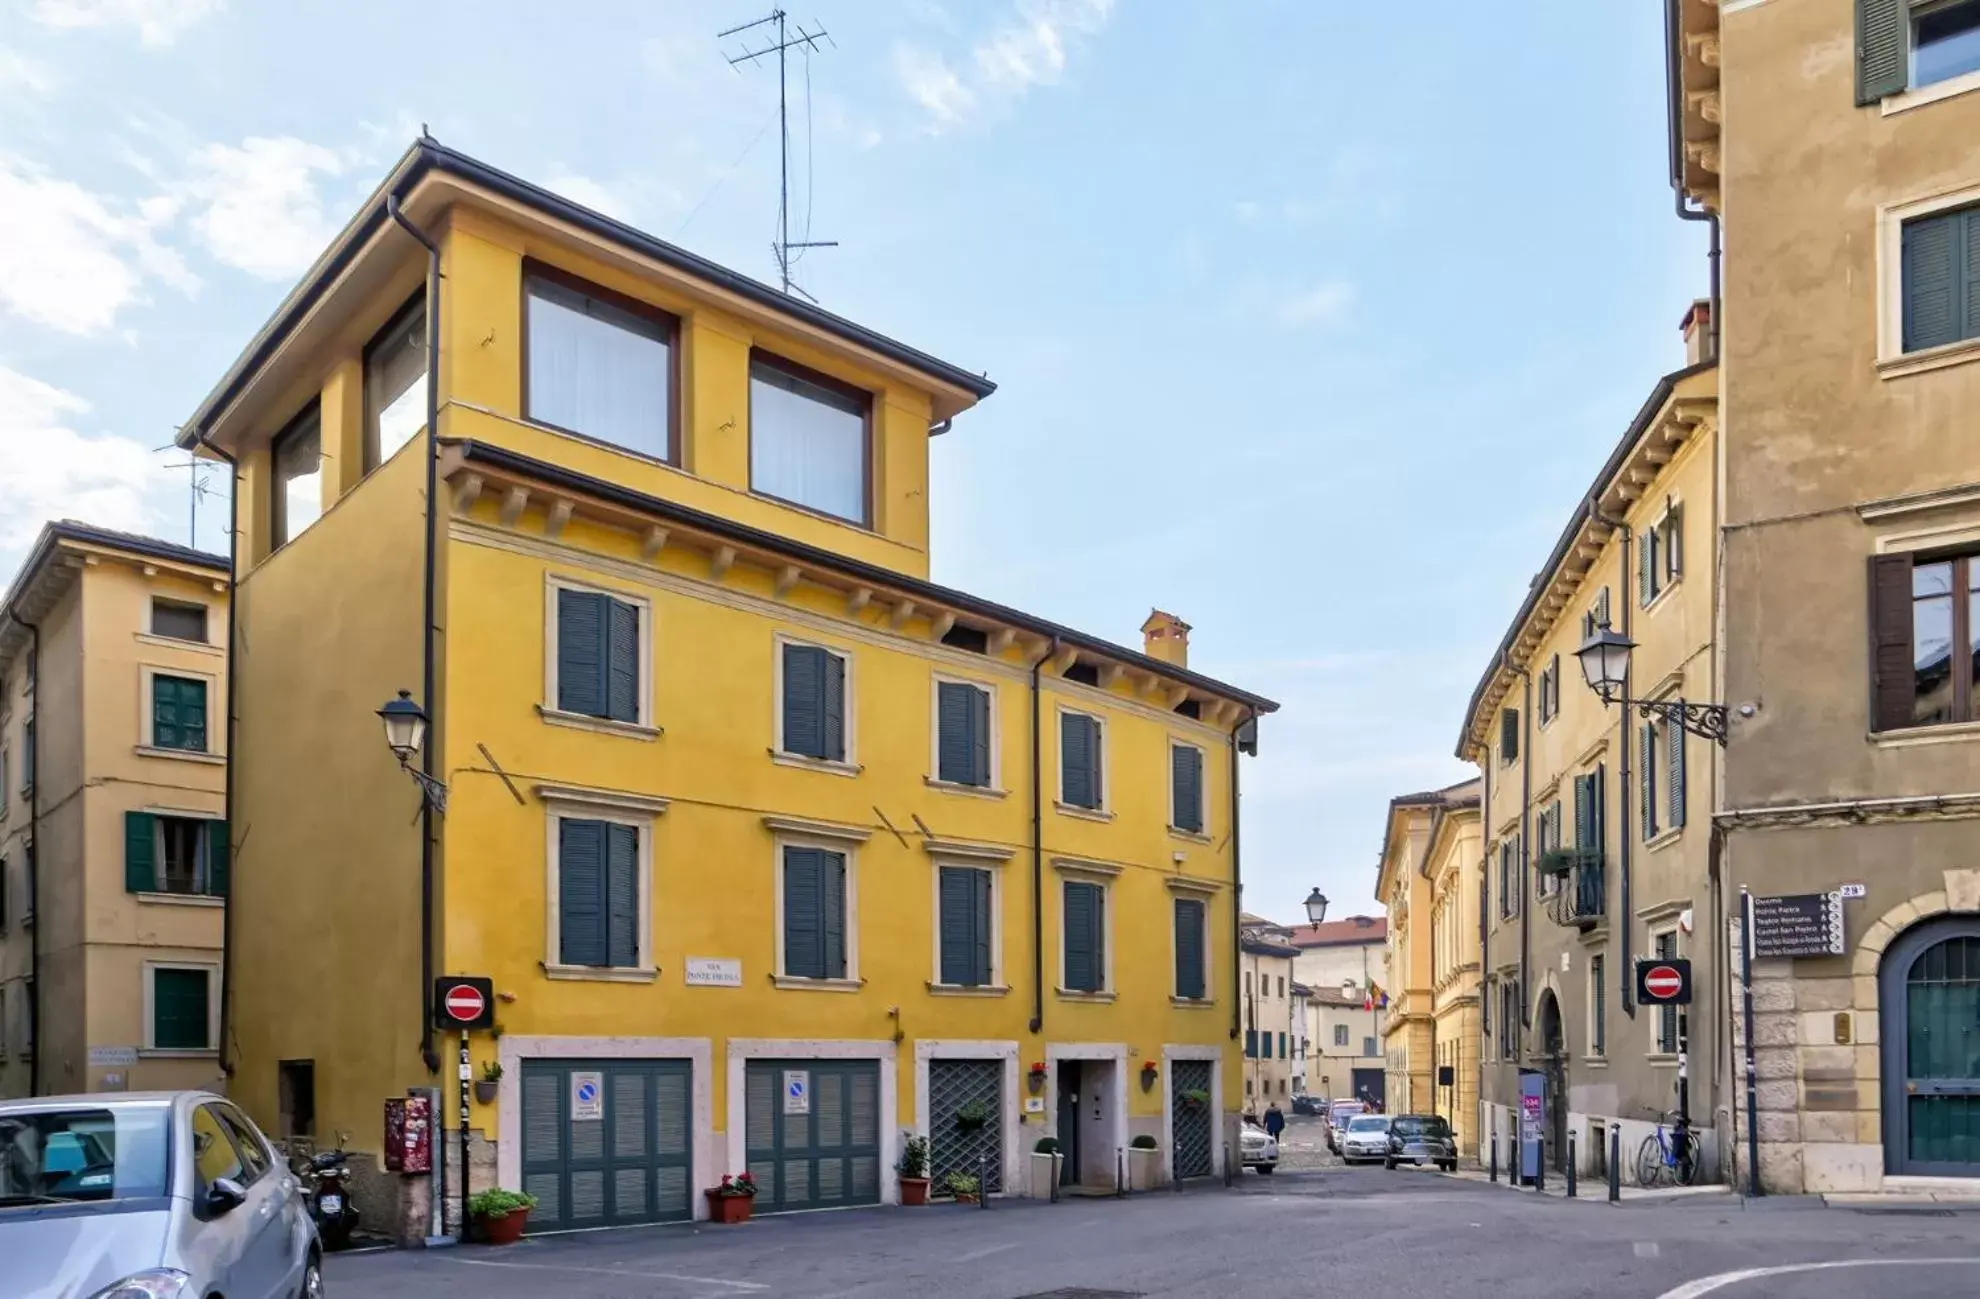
[532,783,671,816]
[920,837,1015,862]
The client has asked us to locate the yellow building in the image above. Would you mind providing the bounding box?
[180,140,1276,1236]
[0,522,230,1100]
[1422,780,1481,1155]
[1377,782,1475,1119]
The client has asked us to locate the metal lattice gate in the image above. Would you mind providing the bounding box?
[519,1058,693,1231]
[928,1059,1003,1194]
[745,1060,882,1213]
[1171,1061,1214,1179]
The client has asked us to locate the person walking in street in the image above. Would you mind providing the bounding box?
[1263,1101,1285,1141]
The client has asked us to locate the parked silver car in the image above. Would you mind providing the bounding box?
[0,1090,321,1299]
[1338,1113,1392,1164]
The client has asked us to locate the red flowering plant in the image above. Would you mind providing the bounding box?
[712,1171,757,1198]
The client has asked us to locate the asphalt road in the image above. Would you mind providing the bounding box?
[324,1163,1980,1299]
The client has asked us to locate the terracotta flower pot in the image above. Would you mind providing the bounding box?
[475,1209,529,1245]
[705,1191,754,1224]
[899,1176,930,1206]
[954,1191,979,1204]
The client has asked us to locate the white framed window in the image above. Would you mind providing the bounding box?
[929,674,998,791]
[748,352,871,525]
[139,665,220,759]
[769,819,867,989]
[773,633,856,773]
[1054,859,1118,998]
[1055,706,1108,815]
[1168,739,1207,836]
[524,266,677,464]
[142,961,219,1055]
[1877,180,1980,371]
[543,573,656,737]
[930,857,1002,989]
[1167,882,1214,1002]
[539,786,667,981]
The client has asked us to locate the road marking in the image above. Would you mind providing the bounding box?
[1656,1258,1980,1299]
[955,1242,1018,1262]
[1635,1243,1660,1259]
[446,1257,769,1291]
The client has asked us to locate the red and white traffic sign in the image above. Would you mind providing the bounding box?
[432,976,495,1029]
[1644,966,1683,1000]
[1634,957,1693,1006]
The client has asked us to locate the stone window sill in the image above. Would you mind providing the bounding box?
[1877,335,1980,380]
[542,963,659,983]
[1054,802,1113,823]
[769,749,862,778]
[1642,826,1684,854]
[771,975,865,992]
[1641,578,1682,615]
[135,632,223,657]
[1869,718,1980,749]
[1167,826,1212,844]
[140,1049,218,1060]
[134,746,225,765]
[1582,1056,1609,1068]
[1882,66,1980,117]
[1647,1052,1679,1067]
[537,706,661,741]
[927,982,1009,997]
[1055,987,1116,1003]
[925,777,1008,799]
[1170,996,1216,1009]
[135,892,224,908]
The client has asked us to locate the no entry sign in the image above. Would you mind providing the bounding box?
[1635,958,1693,1006]
[433,976,495,1030]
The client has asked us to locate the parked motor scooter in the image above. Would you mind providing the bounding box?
[308,1134,361,1250]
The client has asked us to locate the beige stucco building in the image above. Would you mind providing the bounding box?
[1459,340,1721,1177]
[1240,915,1297,1111]
[1676,0,1980,1192]
[1304,984,1385,1108]
[0,522,231,1099]
[1289,914,1388,1000]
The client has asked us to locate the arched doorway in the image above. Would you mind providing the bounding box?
[1535,990,1567,1172]
[1880,916,1980,1177]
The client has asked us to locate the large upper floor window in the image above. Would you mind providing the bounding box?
[1873,549,1980,729]
[1901,203,1980,353]
[364,292,427,469]
[749,354,870,525]
[525,268,675,463]
[1860,0,1980,100]
[1914,0,1980,88]
[271,404,322,549]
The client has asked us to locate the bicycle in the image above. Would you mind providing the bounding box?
[1634,1110,1699,1187]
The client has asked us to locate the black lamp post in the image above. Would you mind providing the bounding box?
[1303,889,1330,926]
[378,689,449,811]
[1573,623,1729,745]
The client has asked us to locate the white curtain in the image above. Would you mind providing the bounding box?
[527,278,671,461]
[750,362,866,523]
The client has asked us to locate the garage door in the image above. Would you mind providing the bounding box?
[745,1059,880,1213]
[520,1059,692,1231]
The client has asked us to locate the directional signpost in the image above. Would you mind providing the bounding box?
[433,976,495,1240]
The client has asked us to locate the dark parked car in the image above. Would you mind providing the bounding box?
[1385,1113,1458,1172]
[1290,1093,1322,1116]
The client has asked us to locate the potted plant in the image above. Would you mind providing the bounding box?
[474,1061,503,1105]
[954,1100,990,1132]
[466,1188,537,1245]
[1128,1134,1161,1191]
[1027,1062,1047,1094]
[1029,1136,1063,1199]
[704,1171,757,1224]
[1180,1088,1210,1112]
[945,1171,981,1204]
[897,1134,931,1205]
[1139,1061,1159,1093]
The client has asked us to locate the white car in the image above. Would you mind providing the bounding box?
[1338,1113,1393,1164]
[1240,1122,1278,1174]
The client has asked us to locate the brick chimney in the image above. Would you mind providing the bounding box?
[1140,610,1191,668]
[1682,298,1713,365]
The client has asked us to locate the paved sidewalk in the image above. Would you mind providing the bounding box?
[1444,1165,1734,1203]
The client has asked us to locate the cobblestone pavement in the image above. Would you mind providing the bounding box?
[1272,1114,1340,1171]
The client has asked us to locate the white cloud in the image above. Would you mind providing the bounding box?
[29,0,222,47]
[546,174,629,222]
[180,137,347,280]
[0,366,167,556]
[893,0,1115,132]
[0,45,57,94]
[0,154,197,335]
[1272,281,1354,330]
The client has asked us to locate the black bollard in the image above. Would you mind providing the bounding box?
[1116,1148,1125,1198]
[1489,1125,1498,1184]
[1608,1127,1621,1203]
[1535,1138,1545,1193]
[1567,1131,1577,1198]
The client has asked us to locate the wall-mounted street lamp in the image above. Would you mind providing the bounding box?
[1304,888,1331,925]
[378,689,449,811]
[1574,623,1729,745]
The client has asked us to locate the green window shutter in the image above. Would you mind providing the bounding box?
[1573,774,1593,849]
[936,682,977,785]
[1640,723,1658,839]
[1061,713,1095,807]
[1639,527,1656,605]
[1668,719,1687,829]
[1903,210,1964,352]
[206,821,229,898]
[1966,213,1980,343]
[153,676,206,751]
[1665,505,1684,579]
[971,865,992,985]
[821,652,846,762]
[606,823,638,967]
[1279,1033,1287,1060]
[782,846,824,978]
[558,818,607,966]
[821,849,847,978]
[1857,0,1909,105]
[970,686,991,787]
[557,589,606,716]
[153,968,210,1050]
[125,812,156,893]
[1172,746,1203,833]
[1174,897,1205,999]
[1245,1029,1256,1058]
[605,598,639,724]
[1593,763,1607,851]
[1064,880,1102,990]
[783,645,824,757]
[938,865,974,985]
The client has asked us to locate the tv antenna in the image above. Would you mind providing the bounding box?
[720,8,837,299]
[155,435,217,548]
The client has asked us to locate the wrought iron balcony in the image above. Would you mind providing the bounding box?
[1541,849,1606,931]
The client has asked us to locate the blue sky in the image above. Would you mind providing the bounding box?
[0,0,1704,922]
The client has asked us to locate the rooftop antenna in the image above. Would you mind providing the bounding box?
[155,434,216,547]
[720,8,837,297]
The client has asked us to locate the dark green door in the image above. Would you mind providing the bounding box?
[519,1059,692,1231]
[1883,920,1980,1176]
[744,1060,880,1212]
[928,1059,1002,1194]
[1171,1060,1213,1179]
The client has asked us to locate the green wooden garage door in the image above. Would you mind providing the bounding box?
[520,1059,692,1230]
[745,1059,881,1212]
